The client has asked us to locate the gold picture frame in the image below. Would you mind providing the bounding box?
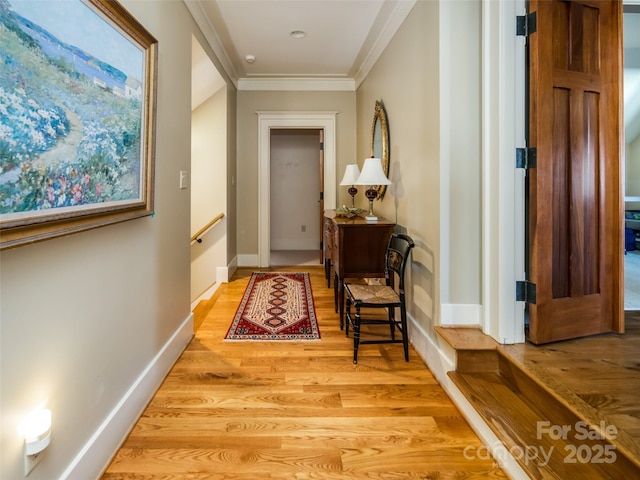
[0,0,157,250]
[370,100,390,199]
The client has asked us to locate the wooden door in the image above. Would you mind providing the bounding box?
[527,0,624,344]
[318,129,325,264]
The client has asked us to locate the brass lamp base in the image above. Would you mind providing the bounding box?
[365,188,378,221]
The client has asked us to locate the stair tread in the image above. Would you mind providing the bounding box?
[498,344,640,471]
[435,326,498,351]
[449,371,637,479]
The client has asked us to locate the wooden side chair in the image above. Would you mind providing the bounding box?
[344,234,415,364]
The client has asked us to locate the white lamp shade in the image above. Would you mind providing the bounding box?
[355,157,391,186]
[339,164,361,185]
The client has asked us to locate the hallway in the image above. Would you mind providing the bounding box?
[102,266,507,478]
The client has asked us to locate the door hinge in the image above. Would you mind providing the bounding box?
[320,191,324,200]
[516,280,537,304]
[516,147,537,169]
[516,12,537,37]
[319,142,324,151]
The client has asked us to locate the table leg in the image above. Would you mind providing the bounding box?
[333,272,338,313]
[338,278,345,330]
[325,259,331,287]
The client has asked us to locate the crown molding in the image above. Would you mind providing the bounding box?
[353,0,417,88]
[185,0,416,92]
[238,78,356,91]
[184,0,239,89]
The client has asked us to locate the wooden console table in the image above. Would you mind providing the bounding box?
[323,210,395,329]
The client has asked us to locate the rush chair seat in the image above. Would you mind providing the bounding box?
[344,233,415,364]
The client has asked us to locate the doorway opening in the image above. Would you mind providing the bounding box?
[624,5,640,311]
[257,112,338,267]
[190,35,228,312]
[269,129,322,267]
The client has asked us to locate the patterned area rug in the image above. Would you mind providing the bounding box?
[225,272,320,341]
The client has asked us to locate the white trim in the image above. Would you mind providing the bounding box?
[185,0,415,92]
[353,0,417,88]
[238,254,259,267]
[480,0,526,344]
[408,315,530,480]
[189,262,231,310]
[183,0,238,88]
[61,314,194,480]
[238,78,355,91]
[440,303,482,327]
[191,282,221,311]
[227,255,238,278]
[257,111,338,268]
[439,0,452,308]
[217,266,229,284]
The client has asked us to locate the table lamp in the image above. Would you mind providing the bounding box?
[339,164,361,208]
[355,157,391,221]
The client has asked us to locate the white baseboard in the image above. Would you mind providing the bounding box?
[60,314,194,480]
[190,260,237,310]
[224,256,237,281]
[238,254,258,267]
[217,267,228,284]
[440,303,482,326]
[191,283,221,311]
[408,314,529,480]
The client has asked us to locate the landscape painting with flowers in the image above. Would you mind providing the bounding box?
[0,0,156,249]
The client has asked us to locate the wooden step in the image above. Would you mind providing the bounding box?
[435,325,499,373]
[438,327,640,478]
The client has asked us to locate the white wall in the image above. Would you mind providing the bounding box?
[270,131,321,250]
[627,135,640,196]
[441,0,482,309]
[0,1,201,478]
[191,87,228,300]
[356,0,441,334]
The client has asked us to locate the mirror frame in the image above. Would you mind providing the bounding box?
[370,100,390,199]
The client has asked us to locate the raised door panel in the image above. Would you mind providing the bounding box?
[527,0,623,344]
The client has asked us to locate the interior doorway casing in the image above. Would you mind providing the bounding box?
[477,0,526,344]
[257,112,337,267]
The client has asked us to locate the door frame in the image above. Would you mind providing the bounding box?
[257,111,337,267]
[479,0,526,344]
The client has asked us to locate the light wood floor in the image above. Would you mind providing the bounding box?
[501,311,640,468]
[444,311,640,479]
[102,266,507,479]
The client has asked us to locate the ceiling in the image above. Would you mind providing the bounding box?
[187,1,640,143]
[186,0,415,108]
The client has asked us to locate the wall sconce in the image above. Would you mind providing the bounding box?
[339,164,361,207]
[19,408,52,456]
[355,157,391,221]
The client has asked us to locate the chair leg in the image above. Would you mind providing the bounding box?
[388,306,395,340]
[353,305,361,364]
[345,297,351,336]
[400,306,409,361]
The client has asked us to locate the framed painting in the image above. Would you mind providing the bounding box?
[0,0,157,250]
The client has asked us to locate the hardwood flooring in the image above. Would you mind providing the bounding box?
[500,312,640,471]
[442,312,640,479]
[102,266,507,479]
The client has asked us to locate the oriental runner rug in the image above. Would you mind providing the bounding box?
[224,272,320,341]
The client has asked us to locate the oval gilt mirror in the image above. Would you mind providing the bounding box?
[370,100,390,199]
